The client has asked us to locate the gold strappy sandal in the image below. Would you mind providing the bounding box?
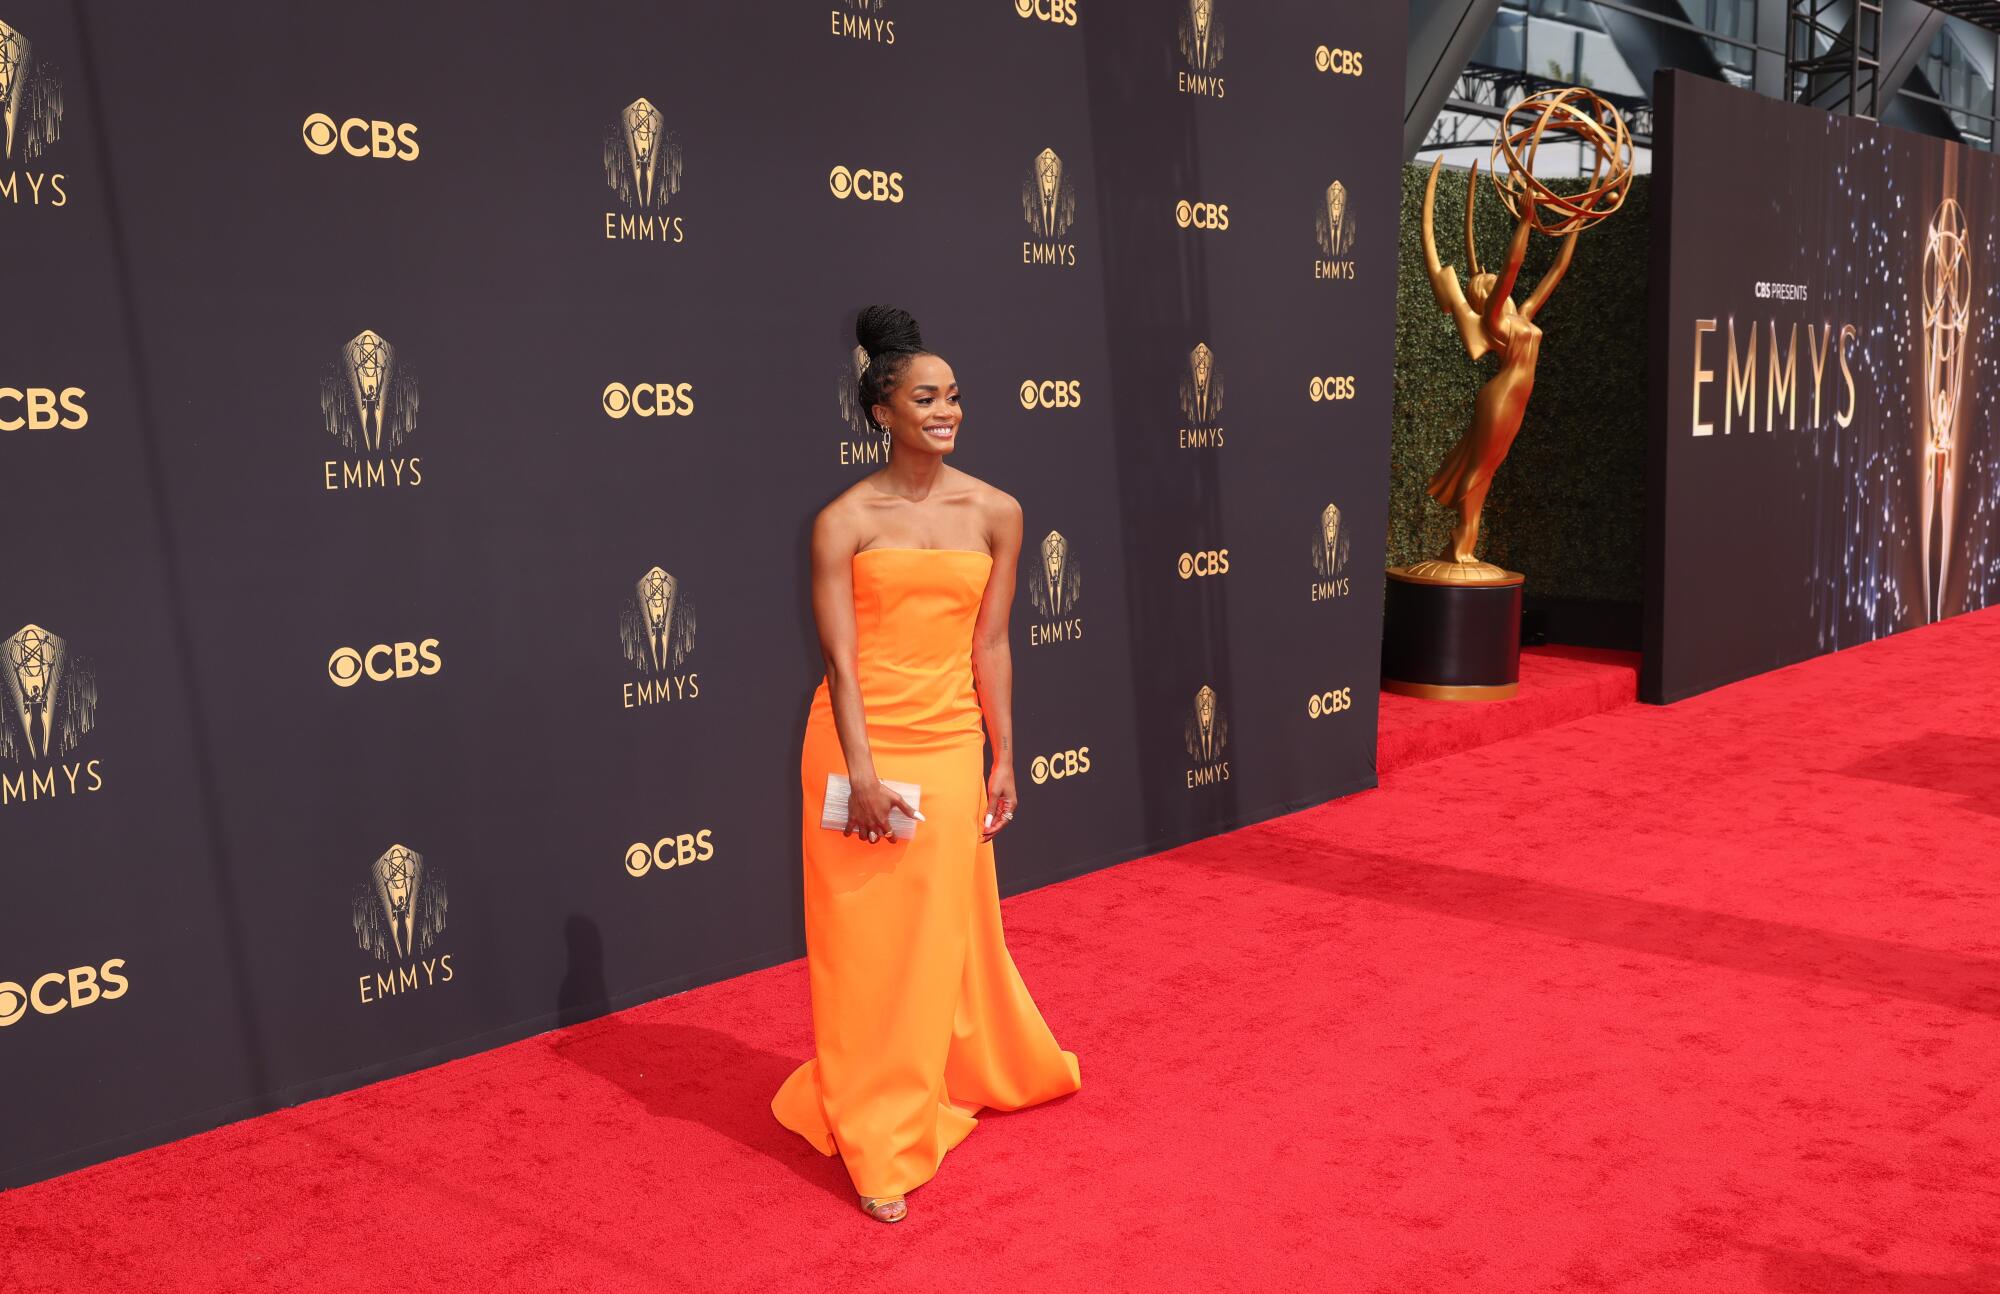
[861,1194,908,1224]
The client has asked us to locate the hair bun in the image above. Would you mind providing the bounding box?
[855,305,924,360]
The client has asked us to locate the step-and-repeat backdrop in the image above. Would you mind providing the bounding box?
[0,0,1401,1188]
[1645,71,2000,701]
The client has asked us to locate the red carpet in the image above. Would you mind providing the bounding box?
[5,612,1999,1292]
[1377,645,1640,775]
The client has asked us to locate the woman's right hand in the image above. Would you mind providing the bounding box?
[846,778,920,845]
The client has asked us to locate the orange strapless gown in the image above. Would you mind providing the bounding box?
[772,548,1081,1198]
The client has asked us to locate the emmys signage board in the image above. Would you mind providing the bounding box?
[1644,72,2000,702]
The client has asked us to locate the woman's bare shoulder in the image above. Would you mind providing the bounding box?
[947,467,1020,519]
[946,471,1020,551]
[813,479,876,547]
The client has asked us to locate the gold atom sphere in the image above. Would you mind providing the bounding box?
[1923,197,1970,328]
[1489,87,1634,237]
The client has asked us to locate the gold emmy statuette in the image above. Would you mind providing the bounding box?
[1920,182,1971,624]
[1403,87,1633,586]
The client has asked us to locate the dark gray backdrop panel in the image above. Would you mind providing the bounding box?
[1,0,1403,1190]
[0,0,260,1182]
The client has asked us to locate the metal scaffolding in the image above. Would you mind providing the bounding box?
[1405,0,2000,161]
[1419,64,1654,152]
[1788,0,1885,116]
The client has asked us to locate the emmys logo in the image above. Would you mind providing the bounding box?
[1314,180,1357,280]
[1310,502,1351,600]
[352,844,454,1005]
[1179,343,1224,448]
[0,17,65,210]
[831,0,895,44]
[1015,0,1079,25]
[1018,379,1082,410]
[603,97,685,243]
[620,567,701,709]
[602,381,695,419]
[300,114,420,161]
[1177,0,1224,96]
[1029,746,1091,785]
[326,639,443,689]
[0,18,65,207]
[1308,375,1355,402]
[0,386,86,430]
[1313,45,1364,76]
[1,623,101,807]
[1183,685,1230,787]
[0,959,128,1029]
[1920,194,1972,623]
[836,343,892,465]
[1021,147,1079,267]
[1174,199,1229,231]
[1178,549,1230,579]
[320,329,423,491]
[624,829,716,877]
[1306,686,1354,718]
[1028,530,1083,645]
[828,165,906,203]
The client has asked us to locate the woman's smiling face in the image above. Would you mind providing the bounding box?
[873,354,962,457]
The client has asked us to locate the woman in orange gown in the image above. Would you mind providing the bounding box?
[772,306,1081,1223]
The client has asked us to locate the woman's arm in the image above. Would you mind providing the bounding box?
[811,504,915,840]
[971,491,1024,842]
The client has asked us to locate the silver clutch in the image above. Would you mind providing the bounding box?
[821,773,922,841]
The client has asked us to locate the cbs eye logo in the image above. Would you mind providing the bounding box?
[302,114,421,160]
[0,387,87,430]
[1308,375,1357,402]
[1178,549,1230,578]
[0,961,130,1028]
[1307,687,1354,718]
[1015,0,1079,23]
[829,166,906,203]
[625,829,716,877]
[1175,200,1230,231]
[1313,46,1365,76]
[1018,379,1083,410]
[602,381,696,418]
[328,640,443,688]
[1030,746,1091,784]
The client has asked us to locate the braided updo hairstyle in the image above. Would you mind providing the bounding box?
[855,305,933,432]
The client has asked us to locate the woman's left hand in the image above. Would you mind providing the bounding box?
[981,764,1018,843]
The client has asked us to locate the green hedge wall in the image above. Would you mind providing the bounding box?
[1388,164,1651,605]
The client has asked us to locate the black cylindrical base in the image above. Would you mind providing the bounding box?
[1381,570,1523,701]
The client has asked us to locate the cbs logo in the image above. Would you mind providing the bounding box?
[602,381,696,419]
[1308,375,1357,402]
[1018,379,1083,410]
[0,387,87,430]
[328,640,443,688]
[625,829,717,877]
[302,114,421,161]
[1313,46,1365,76]
[1178,549,1230,579]
[1029,746,1091,784]
[1307,687,1354,718]
[1174,200,1230,230]
[829,166,906,203]
[0,960,130,1028]
[1015,0,1079,23]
